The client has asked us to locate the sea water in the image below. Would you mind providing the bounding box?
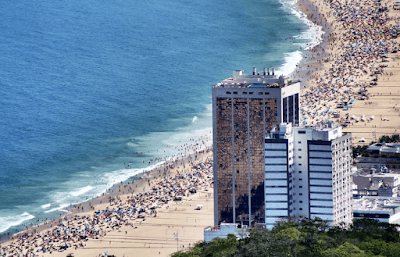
[0,0,323,235]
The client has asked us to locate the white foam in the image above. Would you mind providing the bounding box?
[192,116,198,122]
[41,203,51,209]
[280,0,324,51]
[276,0,325,77]
[44,204,70,213]
[126,142,141,148]
[101,162,165,188]
[0,212,35,233]
[276,51,303,76]
[70,185,94,197]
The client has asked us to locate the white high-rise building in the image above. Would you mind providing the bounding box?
[264,123,353,229]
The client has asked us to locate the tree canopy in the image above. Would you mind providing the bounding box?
[172,218,400,257]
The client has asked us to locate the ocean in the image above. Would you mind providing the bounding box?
[0,0,322,235]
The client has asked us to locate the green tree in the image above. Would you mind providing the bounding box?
[381,242,400,257]
[321,242,368,257]
[359,239,387,256]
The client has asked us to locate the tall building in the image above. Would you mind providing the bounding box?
[264,123,353,229]
[212,68,301,226]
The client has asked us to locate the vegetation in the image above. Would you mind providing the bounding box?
[172,218,400,257]
[379,135,400,143]
[353,145,370,157]
[352,134,400,158]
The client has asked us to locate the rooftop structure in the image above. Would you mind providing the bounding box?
[355,157,400,173]
[353,170,400,197]
[353,196,400,224]
[367,143,400,155]
[214,68,299,89]
[204,223,249,243]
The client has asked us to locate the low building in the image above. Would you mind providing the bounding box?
[355,157,400,172]
[352,171,400,197]
[204,223,249,243]
[367,143,400,155]
[353,196,400,224]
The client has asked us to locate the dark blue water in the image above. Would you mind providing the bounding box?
[0,0,316,234]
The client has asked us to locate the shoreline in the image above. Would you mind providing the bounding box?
[293,0,332,89]
[0,131,212,236]
[0,142,214,257]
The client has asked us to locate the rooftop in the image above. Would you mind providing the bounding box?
[266,122,344,141]
[353,196,400,213]
[368,143,400,154]
[213,68,299,88]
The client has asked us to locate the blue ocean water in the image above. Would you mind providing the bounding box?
[0,0,321,234]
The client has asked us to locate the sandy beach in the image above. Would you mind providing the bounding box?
[295,0,400,145]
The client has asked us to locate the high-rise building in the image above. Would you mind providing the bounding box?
[212,68,301,226]
[264,123,353,229]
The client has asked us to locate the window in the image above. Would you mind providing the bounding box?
[299,186,303,188]
[300,208,303,211]
[299,156,302,159]
[298,148,302,151]
[300,201,303,203]
[299,164,302,166]
[299,171,302,173]
[298,131,306,134]
[298,141,302,144]
[299,193,303,195]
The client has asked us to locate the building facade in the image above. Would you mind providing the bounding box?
[264,123,353,228]
[212,68,300,226]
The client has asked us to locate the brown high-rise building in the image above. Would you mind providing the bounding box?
[212,68,300,226]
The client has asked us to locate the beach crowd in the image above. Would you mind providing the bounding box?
[298,0,399,126]
[0,157,213,257]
